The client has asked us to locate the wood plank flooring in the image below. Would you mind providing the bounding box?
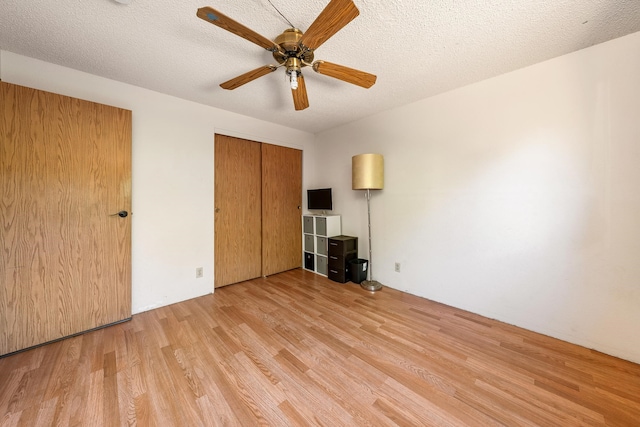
[1,268,639,426]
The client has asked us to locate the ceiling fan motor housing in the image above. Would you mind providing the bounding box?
[273,28,314,72]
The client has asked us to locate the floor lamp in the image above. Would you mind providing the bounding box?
[352,154,384,292]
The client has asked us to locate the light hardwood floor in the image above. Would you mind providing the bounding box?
[1,269,639,426]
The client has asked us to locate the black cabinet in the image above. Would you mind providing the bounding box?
[327,235,358,283]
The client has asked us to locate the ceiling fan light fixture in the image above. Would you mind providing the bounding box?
[285,57,302,90]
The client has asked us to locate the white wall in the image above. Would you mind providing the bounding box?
[0,51,316,314]
[314,32,640,364]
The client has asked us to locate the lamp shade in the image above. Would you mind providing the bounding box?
[352,154,384,190]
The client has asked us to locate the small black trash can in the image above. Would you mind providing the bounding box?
[349,259,368,284]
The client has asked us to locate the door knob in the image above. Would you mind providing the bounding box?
[110,210,129,218]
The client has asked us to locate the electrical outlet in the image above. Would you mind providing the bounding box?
[395,262,401,272]
[196,267,203,278]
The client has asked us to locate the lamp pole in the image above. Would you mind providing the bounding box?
[366,189,373,282]
[361,188,382,291]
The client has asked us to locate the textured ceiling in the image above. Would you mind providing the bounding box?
[1,0,639,133]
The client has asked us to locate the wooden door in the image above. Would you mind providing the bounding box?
[261,143,302,276]
[0,82,132,356]
[214,135,262,288]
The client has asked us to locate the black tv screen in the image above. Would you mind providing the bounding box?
[307,188,332,210]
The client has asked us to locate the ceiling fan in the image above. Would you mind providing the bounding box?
[196,0,376,111]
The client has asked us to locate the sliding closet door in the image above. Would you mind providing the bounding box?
[214,135,262,288]
[261,143,302,276]
[0,82,132,355]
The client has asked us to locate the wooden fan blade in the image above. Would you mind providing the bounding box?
[197,7,280,52]
[292,74,309,111]
[220,66,277,90]
[313,61,376,88]
[298,0,359,52]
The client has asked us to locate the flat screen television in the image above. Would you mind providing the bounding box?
[307,188,332,211]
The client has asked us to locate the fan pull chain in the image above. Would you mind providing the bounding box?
[266,0,295,28]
